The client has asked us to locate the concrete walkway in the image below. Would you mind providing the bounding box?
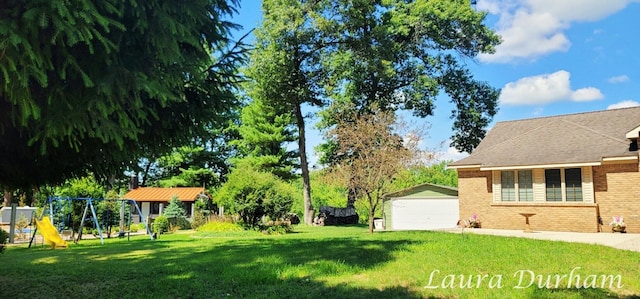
[452,228,640,252]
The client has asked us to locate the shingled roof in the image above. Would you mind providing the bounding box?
[123,187,206,202]
[450,106,640,169]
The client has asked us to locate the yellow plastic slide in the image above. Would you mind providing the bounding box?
[35,216,68,248]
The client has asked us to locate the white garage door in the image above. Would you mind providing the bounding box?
[391,198,459,230]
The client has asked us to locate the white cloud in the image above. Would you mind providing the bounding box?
[477,0,638,63]
[608,75,630,83]
[435,144,469,163]
[607,100,640,110]
[570,87,604,102]
[499,70,604,105]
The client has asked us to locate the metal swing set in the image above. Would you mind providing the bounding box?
[29,197,154,248]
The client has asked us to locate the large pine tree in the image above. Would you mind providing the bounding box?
[0,0,244,191]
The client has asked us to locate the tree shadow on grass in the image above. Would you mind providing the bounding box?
[3,234,438,298]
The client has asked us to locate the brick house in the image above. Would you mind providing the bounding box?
[449,107,640,233]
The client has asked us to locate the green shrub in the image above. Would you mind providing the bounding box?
[196,221,243,232]
[169,217,192,231]
[163,196,190,231]
[129,223,140,233]
[191,210,208,230]
[153,215,169,234]
[260,223,291,235]
[0,229,8,254]
[163,196,187,218]
[215,164,295,227]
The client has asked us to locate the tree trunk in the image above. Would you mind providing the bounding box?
[368,205,375,233]
[368,193,378,233]
[347,178,356,208]
[294,103,314,225]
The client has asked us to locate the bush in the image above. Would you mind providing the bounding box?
[215,164,295,227]
[169,217,192,231]
[163,196,187,218]
[163,196,190,231]
[129,223,140,233]
[0,229,8,254]
[196,220,243,232]
[153,215,169,234]
[260,223,291,235]
[191,210,208,230]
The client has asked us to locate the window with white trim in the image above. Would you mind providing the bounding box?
[517,170,533,201]
[564,168,583,201]
[545,169,562,201]
[500,170,533,202]
[545,168,582,202]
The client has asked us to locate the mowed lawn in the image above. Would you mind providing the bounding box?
[1,226,638,299]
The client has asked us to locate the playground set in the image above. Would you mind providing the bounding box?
[26,197,154,248]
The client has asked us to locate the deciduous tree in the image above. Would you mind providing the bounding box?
[326,106,421,233]
[317,0,500,159]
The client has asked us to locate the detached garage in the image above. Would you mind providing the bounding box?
[382,183,459,230]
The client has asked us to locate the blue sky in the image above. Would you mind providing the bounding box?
[230,0,640,165]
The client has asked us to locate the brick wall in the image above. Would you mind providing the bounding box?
[457,169,493,229]
[458,169,601,233]
[594,162,640,233]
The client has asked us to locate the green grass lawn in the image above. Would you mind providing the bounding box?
[1,225,638,299]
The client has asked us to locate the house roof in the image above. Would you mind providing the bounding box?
[450,106,640,169]
[123,187,206,202]
[383,183,458,199]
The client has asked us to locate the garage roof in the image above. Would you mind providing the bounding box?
[383,183,458,199]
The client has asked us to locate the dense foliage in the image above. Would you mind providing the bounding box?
[390,162,459,190]
[215,163,296,227]
[0,229,7,254]
[316,0,500,165]
[152,215,169,234]
[325,106,420,232]
[244,0,327,224]
[0,0,244,189]
[232,97,298,180]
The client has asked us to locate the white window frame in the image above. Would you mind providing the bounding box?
[499,169,533,202]
[544,168,583,202]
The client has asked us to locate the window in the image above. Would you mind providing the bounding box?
[545,168,583,202]
[130,202,139,214]
[565,168,583,201]
[500,170,533,202]
[501,171,515,201]
[518,170,533,201]
[183,202,193,217]
[545,169,562,201]
[151,202,160,214]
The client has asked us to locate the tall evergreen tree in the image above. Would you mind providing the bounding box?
[233,97,298,180]
[0,0,244,192]
[243,0,326,224]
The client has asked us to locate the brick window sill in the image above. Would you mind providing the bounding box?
[491,202,597,208]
